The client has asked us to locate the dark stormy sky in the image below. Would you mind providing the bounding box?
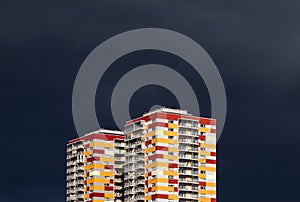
[1,0,300,202]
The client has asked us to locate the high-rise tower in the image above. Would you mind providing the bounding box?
[66,129,125,202]
[123,108,217,202]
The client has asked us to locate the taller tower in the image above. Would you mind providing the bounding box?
[123,108,217,202]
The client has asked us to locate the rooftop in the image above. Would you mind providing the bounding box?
[144,107,189,116]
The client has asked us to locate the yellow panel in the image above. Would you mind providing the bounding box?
[198,151,211,156]
[199,189,217,195]
[104,193,114,198]
[84,164,104,170]
[101,157,114,162]
[169,195,179,200]
[89,185,104,190]
[206,182,217,187]
[199,143,216,149]
[163,170,178,176]
[199,198,211,202]
[163,154,178,160]
[145,162,169,169]
[145,131,155,138]
[199,166,216,172]
[151,186,176,191]
[148,178,169,184]
[199,127,210,132]
[84,151,93,156]
[152,138,178,144]
[90,142,113,148]
[145,146,156,153]
[163,130,178,136]
[86,178,110,184]
[168,123,178,129]
[100,171,114,177]
[168,147,179,152]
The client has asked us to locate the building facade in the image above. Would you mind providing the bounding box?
[66,129,125,202]
[123,108,217,202]
[66,108,216,202]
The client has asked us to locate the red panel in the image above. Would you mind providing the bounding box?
[90,192,104,198]
[151,194,169,200]
[199,118,216,125]
[104,186,114,191]
[105,165,114,169]
[148,122,168,129]
[93,149,105,154]
[156,112,168,119]
[87,156,100,162]
[145,140,152,146]
[210,129,216,134]
[67,138,81,144]
[174,187,178,192]
[125,115,150,125]
[206,159,216,164]
[211,152,216,156]
[211,198,217,202]
[168,179,178,184]
[168,163,178,168]
[166,113,181,120]
[199,135,206,140]
[199,182,206,186]
[82,133,124,141]
[110,179,114,184]
[210,120,216,125]
[148,154,164,160]
[181,115,199,121]
[156,146,168,151]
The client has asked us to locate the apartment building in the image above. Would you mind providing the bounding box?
[66,129,125,202]
[124,108,217,202]
[66,139,85,201]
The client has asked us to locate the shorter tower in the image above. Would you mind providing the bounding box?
[66,138,85,202]
[66,129,124,202]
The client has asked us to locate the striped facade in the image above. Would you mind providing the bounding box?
[124,108,217,202]
[66,139,85,201]
[66,129,125,202]
[66,108,216,202]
